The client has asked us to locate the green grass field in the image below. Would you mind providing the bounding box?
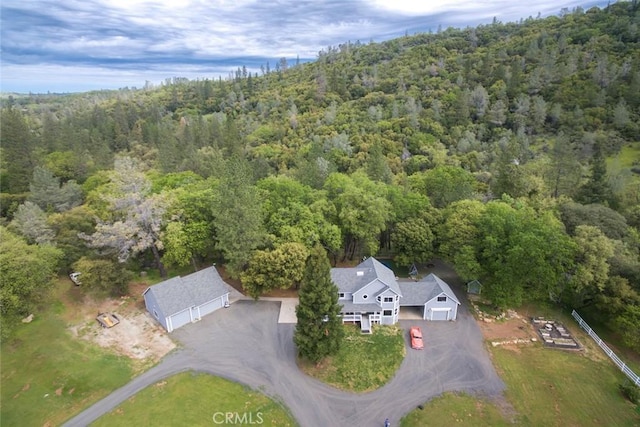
[0,307,133,426]
[300,324,405,392]
[402,307,640,427]
[493,345,639,426]
[401,393,510,427]
[92,372,297,427]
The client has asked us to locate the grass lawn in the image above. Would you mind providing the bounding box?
[92,372,297,427]
[0,305,133,426]
[401,393,510,427]
[403,302,640,427]
[300,324,405,392]
[493,345,639,426]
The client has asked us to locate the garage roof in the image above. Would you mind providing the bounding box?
[143,266,231,316]
[398,273,460,306]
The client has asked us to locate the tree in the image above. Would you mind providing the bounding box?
[28,166,83,212]
[324,172,391,259]
[48,205,96,270]
[559,201,630,240]
[0,227,62,337]
[613,304,640,352]
[294,245,344,363]
[391,216,436,266]
[9,201,55,245]
[437,199,486,280]
[212,156,268,277]
[469,84,489,120]
[410,166,476,208]
[576,142,610,205]
[545,135,582,198]
[565,225,615,307]
[0,107,35,193]
[72,257,132,296]
[162,180,218,271]
[240,242,309,299]
[81,156,169,277]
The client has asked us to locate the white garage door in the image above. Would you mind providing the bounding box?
[431,309,450,321]
[199,297,224,317]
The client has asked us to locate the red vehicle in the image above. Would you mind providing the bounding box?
[410,326,424,350]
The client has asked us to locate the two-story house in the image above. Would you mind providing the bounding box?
[331,257,460,333]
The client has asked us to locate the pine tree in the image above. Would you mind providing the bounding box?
[577,142,610,205]
[294,245,344,364]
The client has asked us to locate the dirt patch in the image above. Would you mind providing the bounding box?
[64,284,175,364]
[479,317,537,342]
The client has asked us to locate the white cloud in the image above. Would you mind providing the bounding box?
[0,0,609,93]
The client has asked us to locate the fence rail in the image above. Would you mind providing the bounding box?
[572,310,640,386]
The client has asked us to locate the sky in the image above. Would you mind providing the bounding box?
[1,0,610,94]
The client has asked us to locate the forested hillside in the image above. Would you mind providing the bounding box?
[1,2,639,348]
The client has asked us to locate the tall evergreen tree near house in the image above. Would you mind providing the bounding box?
[294,245,344,364]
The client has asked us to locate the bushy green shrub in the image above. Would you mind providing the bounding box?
[619,380,640,404]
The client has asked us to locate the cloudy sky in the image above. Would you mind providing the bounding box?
[1,0,608,93]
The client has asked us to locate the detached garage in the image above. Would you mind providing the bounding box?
[399,273,460,321]
[143,266,231,332]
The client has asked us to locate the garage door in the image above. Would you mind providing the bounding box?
[168,308,192,332]
[199,297,224,317]
[431,309,449,321]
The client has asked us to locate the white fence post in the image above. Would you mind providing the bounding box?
[572,310,640,386]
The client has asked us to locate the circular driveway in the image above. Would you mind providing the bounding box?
[63,297,504,427]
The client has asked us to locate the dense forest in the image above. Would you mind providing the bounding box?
[1,2,639,349]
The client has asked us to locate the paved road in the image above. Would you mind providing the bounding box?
[63,296,504,427]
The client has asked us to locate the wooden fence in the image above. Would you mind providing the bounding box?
[572,310,640,386]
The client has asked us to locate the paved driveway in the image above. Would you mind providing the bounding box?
[63,297,504,427]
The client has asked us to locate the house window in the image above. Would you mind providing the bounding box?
[394,308,398,315]
[153,309,159,319]
[384,297,393,303]
[377,295,381,302]
[363,294,368,300]
[437,296,447,302]
[339,293,345,299]
[383,310,392,316]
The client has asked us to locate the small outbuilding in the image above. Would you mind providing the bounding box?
[466,279,483,295]
[143,266,231,332]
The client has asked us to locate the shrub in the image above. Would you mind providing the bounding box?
[619,380,640,404]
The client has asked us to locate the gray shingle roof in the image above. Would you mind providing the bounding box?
[398,273,460,306]
[144,266,231,317]
[339,300,383,313]
[330,257,402,296]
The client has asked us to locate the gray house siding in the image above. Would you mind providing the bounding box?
[377,289,400,325]
[352,280,385,304]
[424,292,458,320]
[143,288,168,331]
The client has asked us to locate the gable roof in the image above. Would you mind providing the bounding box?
[143,266,230,317]
[330,257,402,296]
[398,273,460,305]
